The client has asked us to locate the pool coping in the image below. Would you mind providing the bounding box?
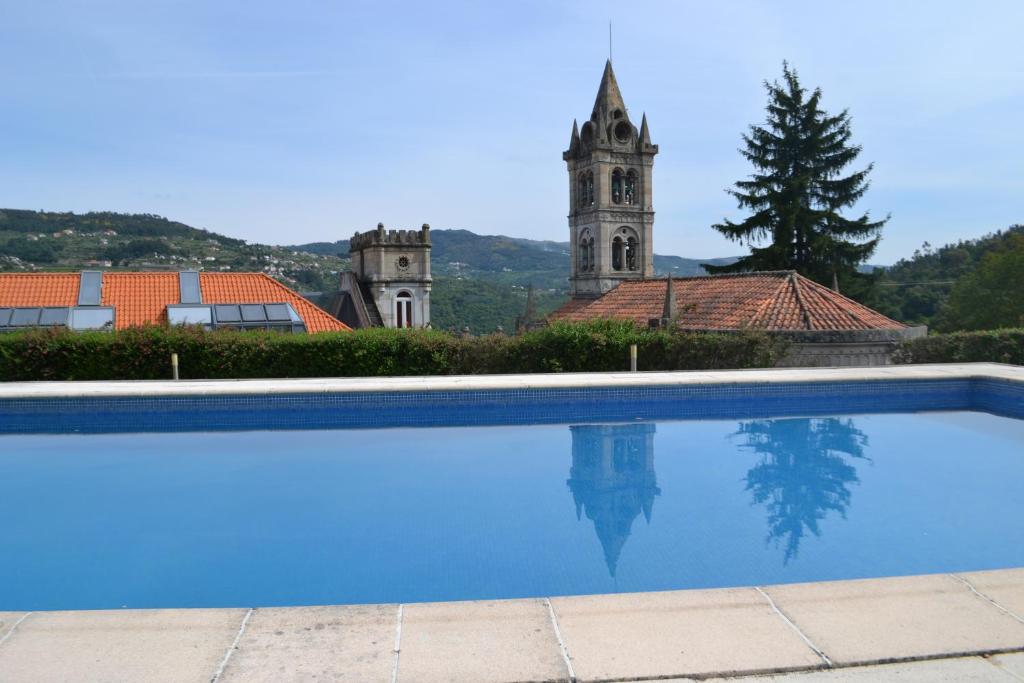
[1,361,1022,398]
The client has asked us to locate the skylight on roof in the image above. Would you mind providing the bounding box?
[78,271,102,306]
[179,271,201,305]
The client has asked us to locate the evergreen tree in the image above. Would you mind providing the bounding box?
[706,64,886,292]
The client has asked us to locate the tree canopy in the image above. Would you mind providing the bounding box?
[707,64,886,294]
[934,234,1024,331]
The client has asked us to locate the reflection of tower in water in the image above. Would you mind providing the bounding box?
[567,424,661,577]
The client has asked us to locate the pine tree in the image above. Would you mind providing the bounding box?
[706,64,887,292]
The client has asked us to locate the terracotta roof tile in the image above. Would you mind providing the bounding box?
[550,271,906,332]
[0,273,79,307]
[0,271,349,333]
[101,272,178,328]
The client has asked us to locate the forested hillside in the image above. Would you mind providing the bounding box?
[870,224,1024,329]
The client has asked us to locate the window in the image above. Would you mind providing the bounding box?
[265,304,290,322]
[70,307,115,330]
[588,237,595,270]
[625,170,638,205]
[167,303,304,332]
[611,169,624,205]
[626,237,638,271]
[178,271,202,304]
[395,291,413,328]
[612,227,640,272]
[10,308,41,327]
[585,172,594,206]
[77,271,103,306]
[214,305,242,323]
[577,174,587,208]
[167,306,213,327]
[39,308,70,326]
[578,230,591,271]
[240,304,267,323]
[612,237,623,271]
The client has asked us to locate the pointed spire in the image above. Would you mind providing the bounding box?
[639,112,651,147]
[662,277,677,320]
[569,119,580,152]
[591,59,627,122]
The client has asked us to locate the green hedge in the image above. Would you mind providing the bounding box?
[894,328,1024,365]
[0,321,787,381]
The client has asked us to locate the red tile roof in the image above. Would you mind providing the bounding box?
[550,271,906,332]
[0,272,349,333]
[0,273,79,308]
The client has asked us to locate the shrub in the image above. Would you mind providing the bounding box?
[0,321,787,382]
[894,328,1024,365]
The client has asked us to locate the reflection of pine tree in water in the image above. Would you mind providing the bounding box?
[567,425,660,577]
[737,418,869,563]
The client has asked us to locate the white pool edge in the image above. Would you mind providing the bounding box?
[1,362,1022,399]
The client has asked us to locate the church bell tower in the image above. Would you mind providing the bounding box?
[564,60,658,299]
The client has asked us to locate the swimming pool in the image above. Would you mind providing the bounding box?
[1,367,1022,611]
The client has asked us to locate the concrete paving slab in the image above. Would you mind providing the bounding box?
[396,598,569,683]
[961,569,1024,621]
[0,613,28,644]
[550,587,824,682]
[766,574,1024,666]
[0,608,244,683]
[220,604,396,683]
[704,656,1017,681]
[990,651,1024,680]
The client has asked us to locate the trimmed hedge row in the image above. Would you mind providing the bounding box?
[0,321,787,381]
[894,328,1024,365]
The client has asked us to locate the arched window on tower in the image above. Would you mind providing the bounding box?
[626,236,638,271]
[577,173,587,208]
[586,172,595,206]
[625,170,638,205]
[588,236,595,270]
[395,291,413,329]
[612,227,641,272]
[611,169,624,205]
[578,230,591,271]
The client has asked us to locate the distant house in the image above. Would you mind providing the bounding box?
[550,271,926,367]
[0,271,348,333]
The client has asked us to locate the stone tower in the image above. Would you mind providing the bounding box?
[345,223,431,328]
[564,60,658,299]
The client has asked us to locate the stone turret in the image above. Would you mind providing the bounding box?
[345,222,432,329]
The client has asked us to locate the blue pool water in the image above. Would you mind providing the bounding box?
[2,406,1023,611]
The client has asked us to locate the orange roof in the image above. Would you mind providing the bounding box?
[0,271,349,333]
[550,271,906,332]
[0,273,79,308]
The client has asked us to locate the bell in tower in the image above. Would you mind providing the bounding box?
[564,60,658,299]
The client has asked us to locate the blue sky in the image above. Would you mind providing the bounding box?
[2,1,1021,263]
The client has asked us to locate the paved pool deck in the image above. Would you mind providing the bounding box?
[2,363,1023,681]
[1,569,1023,682]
